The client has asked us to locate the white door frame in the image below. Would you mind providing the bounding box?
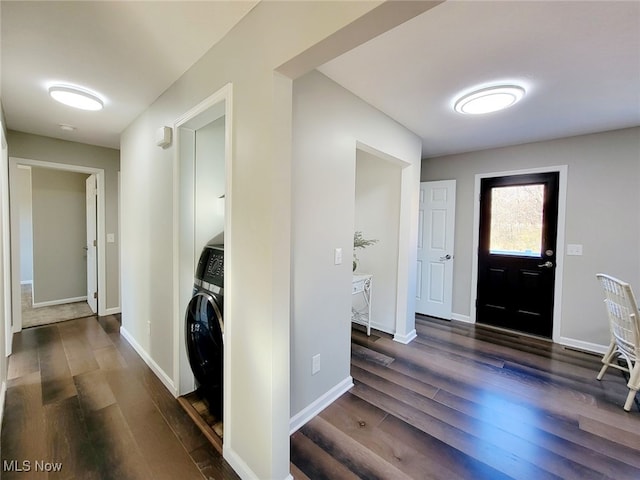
[1,128,11,356]
[172,84,233,399]
[470,165,568,342]
[9,157,107,331]
[356,142,418,344]
[86,174,98,314]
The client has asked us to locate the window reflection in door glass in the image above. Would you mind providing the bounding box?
[489,184,544,257]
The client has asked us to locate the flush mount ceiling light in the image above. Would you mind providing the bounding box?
[48,85,104,111]
[454,85,525,115]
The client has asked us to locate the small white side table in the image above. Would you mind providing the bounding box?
[352,274,372,335]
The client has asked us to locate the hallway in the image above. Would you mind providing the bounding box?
[0,315,238,479]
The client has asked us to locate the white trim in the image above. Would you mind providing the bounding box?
[558,336,608,355]
[393,329,417,344]
[102,306,121,316]
[20,280,33,285]
[289,376,353,434]
[368,323,394,336]
[32,296,87,308]
[120,326,177,395]
[1,130,12,355]
[451,313,473,323]
[470,165,568,344]
[223,445,289,480]
[358,322,416,342]
[8,157,110,333]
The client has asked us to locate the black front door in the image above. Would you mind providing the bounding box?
[477,172,559,338]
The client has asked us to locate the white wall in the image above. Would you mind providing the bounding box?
[194,116,225,248]
[290,70,421,420]
[16,166,33,283]
[355,149,402,334]
[421,127,640,350]
[119,4,397,479]
[119,2,437,477]
[31,168,88,304]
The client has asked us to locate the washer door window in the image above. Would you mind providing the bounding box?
[185,292,223,390]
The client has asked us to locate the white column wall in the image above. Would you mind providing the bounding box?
[290,70,421,419]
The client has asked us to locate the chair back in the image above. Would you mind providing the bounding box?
[596,274,640,362]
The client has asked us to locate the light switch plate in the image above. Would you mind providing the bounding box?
[567,244,583,256]
[334,248,342,265]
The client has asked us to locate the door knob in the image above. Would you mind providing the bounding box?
[439,254,452,261]
[538,261,554,268]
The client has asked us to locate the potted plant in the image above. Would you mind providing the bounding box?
[353,231,378,272]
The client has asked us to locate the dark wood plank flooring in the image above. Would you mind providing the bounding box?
[1,315,239,480]
[5,314,640,479]
[291,316,640,480]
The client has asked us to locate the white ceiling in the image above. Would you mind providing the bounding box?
[1,1,258,149]
[1,1,639,157]
[319,1,640,158]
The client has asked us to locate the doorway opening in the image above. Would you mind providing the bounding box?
[353,148,402,335]
[9,158,106,331]
[472,166,567,340]
[352,143,416,342]
[172,84,232,453]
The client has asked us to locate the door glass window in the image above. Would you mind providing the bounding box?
[489,184,544,257]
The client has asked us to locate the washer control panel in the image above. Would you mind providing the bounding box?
[206,254,224,278]
[196,245,224,290]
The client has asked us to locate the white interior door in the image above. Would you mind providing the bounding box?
[416,180,456,319]
[86,174,98,313]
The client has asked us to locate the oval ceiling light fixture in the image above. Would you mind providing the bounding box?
[454,85,525,115]
[48,85,104,111]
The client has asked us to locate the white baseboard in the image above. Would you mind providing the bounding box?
[557,336,608,355]
[223,445,265,480]
[369,322,394,335]
[101,306,121,316]
[224,445,293,480]
[393,329,417,344]
[443,314,607,355]
[289,376,353,435]
[120,327,177,395]
[32,296,87,308]
[451,313,473,323]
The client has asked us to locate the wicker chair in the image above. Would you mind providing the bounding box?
[596,274,640,411]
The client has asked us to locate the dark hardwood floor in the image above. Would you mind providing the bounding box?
[4,314,640,479]
[1,315,239,480]
[291,316,640,480]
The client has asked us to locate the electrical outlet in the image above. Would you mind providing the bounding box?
[312,354,321,375]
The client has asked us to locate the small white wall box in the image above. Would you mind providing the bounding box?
[155,126,172,147]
